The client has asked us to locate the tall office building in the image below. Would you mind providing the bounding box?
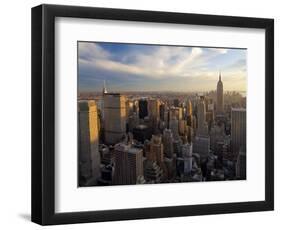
[113,143,144,185]
[173,98,180,107]
[186,125,194,143]
[78,100,101,185]
[148,99,160,119]
[126,100,134,118]
[163,157,176,180]
[173,138,183,157]
[127,112,139,132]
[104,93,126,144]
[169,107,183,121]
[132,100,139,115]
[186,99,193,117]
[138,98,148,119]
[193,135,210,157]
[231,108,246,154]
[163,129,174,158]
[182,143,193,175]
[216,72,224,115]
[148,99,161,132]
[236,148,246,179]
[169,117,179,138]
[159,103,166,121]
[210,124,225,151]
[197,96,208,136]
[148,135,164,166]
[186,100,193,127]
[179,119,187,136]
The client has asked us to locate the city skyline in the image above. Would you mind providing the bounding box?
[78,41,247,187]
[78,42,247,93]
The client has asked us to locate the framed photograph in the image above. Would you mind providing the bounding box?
[31,4,274,225]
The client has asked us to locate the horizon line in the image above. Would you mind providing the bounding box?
[79,90,247,93]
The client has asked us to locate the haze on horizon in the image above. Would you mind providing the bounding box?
[78,42,247,93]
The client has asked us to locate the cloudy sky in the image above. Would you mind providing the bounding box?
[78,42,247,92]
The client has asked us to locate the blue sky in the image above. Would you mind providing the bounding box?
[78,42,247,92]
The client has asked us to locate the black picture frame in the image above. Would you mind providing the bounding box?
[31,4,274,225]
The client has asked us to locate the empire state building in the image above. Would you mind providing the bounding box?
[216,72,224,115]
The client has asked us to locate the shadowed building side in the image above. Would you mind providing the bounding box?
[231,108,246,155]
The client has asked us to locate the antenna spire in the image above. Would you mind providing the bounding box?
[103,80,107,94]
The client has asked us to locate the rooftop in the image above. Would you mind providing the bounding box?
[231,108,246,112]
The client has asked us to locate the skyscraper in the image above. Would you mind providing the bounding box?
[159,103,166,121]
[210,124,225,151]
[236,148,246,179]
[78,100,101,185]
[193,135,210,157]
[173,98,180,107]
[179,119,187,136]
[147,99,161,133]
[163,129,174,158]
[113,143,144,185]
[186,99,193,117]
[148,135,164,166]
[169,107,183,121]
[126,100,134,118]
[148,99,160,119]
[182,143,193,175]
[127,112,139,132]
[169,117,179,138]
[104,93,126,144]
[173,138,183,157]
[231,108,246,154]
[139,99,148,119]
[197,96,208,136]
[216,72,224,115]
[193,96,210,158]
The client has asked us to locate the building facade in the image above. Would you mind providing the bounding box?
[182,143,193,175]
[139,99,148,119]
[113,143,144,185]
[193,135,210,158]
[231,108,246,154]
[163,129,174,158]
[197,96,208,136]
[103,93,126,144]
[236,149,246,179]
[148,135,164,166]
[148,99,160,119]
[78,100,101,185]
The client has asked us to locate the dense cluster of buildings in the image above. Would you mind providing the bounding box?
[78,73,246,186]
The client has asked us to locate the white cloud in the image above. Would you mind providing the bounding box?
[79,43,110,60]
[79,42,245,91]
[207,47,228,54]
